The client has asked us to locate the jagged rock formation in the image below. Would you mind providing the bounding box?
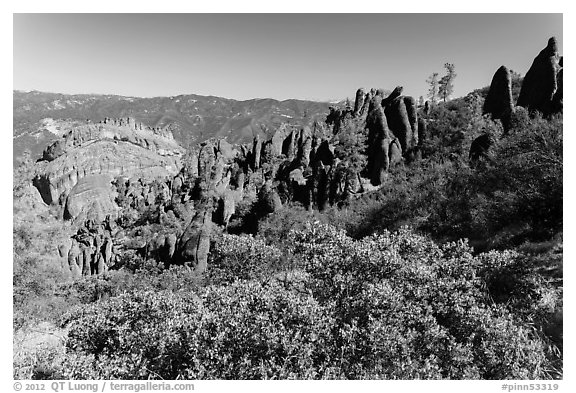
[33,118,184,222]
[326,106,353,134]
[383,92,419,157]
[45,85,427,277]
[59,216,120,277]
[517,37,561,116]
[176,208,213,273]
[484,66,514,132]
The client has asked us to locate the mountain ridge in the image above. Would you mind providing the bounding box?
[13,90,335,163]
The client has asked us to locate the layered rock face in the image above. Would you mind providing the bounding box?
[33,118,185,222]
[517,37,562,116]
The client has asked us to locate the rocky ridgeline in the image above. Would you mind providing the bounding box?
[50,85,428,277]
[473,37,563,159]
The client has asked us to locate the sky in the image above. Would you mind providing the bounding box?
[13,13,563,102]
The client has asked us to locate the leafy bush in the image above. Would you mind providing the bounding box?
[207,233,285,285]
[56,223,557,380]
[257,203,328,245]
[288,223,555,379]
[59,284,335,379]
[329,109,561,250]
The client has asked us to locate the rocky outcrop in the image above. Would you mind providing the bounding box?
[366,96,392,185]
[145,232,178,263]
[251,134,262,170]
[381,86,403,107]
[43,86,432,278]
[176,208,213,273]
[517,37,561,116]
[326,106,353,134]
[59,217,121,277]
[484,66,514,131]
[63,175,117,222]
[41,118,182,162]
[353,88,365,117]
[33,118,184,222]
[384,94,419,159]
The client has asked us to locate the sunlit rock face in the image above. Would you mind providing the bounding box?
[33,117,185,221]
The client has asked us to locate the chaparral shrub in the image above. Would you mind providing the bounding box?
[56,223,557,380]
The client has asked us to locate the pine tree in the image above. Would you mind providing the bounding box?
[438,63,457,102]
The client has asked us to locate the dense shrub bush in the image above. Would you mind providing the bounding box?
[288,223,555,379]
[59,284,335,379]
[56,224,557,379]
[207,233,285,284]
[329,110,562,249]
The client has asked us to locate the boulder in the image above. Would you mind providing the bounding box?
[469,133,495,162]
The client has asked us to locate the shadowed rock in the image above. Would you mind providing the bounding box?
[517,37,561,116]
[314,140,335,166]
[484,66,514,131]
[469,133,495,162]
[384,96,418,157]
[259,181,283,213]
[423,101,430,115]
[382,86,403,107]
[552,68,563,114]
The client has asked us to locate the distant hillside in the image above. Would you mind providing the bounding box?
[13,90,332,162]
